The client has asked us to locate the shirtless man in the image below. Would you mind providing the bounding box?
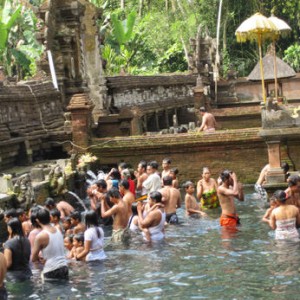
[198,107,217,132]
[44,198,74,220]
[0,252,7,300]
[159,176,181,224]
[119,179,135,225]
[217,170,242,227]
[70,211,86,234]
[134,161,148,197]
[184,181,207,217]
[101,187,130,243]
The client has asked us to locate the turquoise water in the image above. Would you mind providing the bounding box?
[6,190,300,299]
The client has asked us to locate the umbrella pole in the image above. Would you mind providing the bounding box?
[273,39,278,101]
[258,34,266,103]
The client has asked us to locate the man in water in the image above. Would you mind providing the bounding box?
[101,187,130,243]
[142,161,161,194]
[31,208,68,279]
[159,176,181,224]
[44,197,74,220]
[161,158,172,180]
[217,170,242,227]
[197,107,217,133]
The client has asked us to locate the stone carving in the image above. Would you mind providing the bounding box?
[13,174,34,209]
[48,164,67,197]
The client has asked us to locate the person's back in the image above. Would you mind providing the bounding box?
[273,204,299,220]
[0,253,7,300]
[57,201,74,219]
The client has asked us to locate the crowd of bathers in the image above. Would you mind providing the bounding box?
[1,158,300,299]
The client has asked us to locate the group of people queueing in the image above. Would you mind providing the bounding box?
[1,157,300,299]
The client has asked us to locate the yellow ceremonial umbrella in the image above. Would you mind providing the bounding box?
[268,15,291,101]
[235,12,278,103]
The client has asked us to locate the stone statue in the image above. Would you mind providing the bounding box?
[13,174,34,209]
[48,164,67,198]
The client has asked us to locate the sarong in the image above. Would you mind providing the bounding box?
[111,228,131,243]
[220,213,240,227]
[201,189,219,209]
[166,212,179,224]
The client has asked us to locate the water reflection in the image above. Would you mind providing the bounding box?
[5,190,300,299]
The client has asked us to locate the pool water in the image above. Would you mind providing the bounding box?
[6,191,300,299]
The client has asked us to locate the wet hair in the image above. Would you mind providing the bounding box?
[110,169,121,180]
[281,162,289,174]
[200,106,206,112]
[121,169,131,180]
[149,191,162,203]
[170,168,179,175]
[162,158,171,164]
[64,234,73,244]
[36,208,51,225]
[163,176,173,186]
[84,210,101,238]
[7,218,24,237]
[63,216,72,226]
[139,160,147,170]
[30,206,42,228]
[118,162,128,170]
[220,170,232,183]
[107,187,121,199]
[273,190,287,203]
[96,179,107,189]
[202,167,210,174]
[45,197,55,208]
[16,208,25,217]
[148,161,159,170]
[4,208,17,219]
[50,208,61,219]
[73,233,84,244]
[183,181,194,189]
[287,175,300,187]
[119,179,129,190]
[70,210,81,222]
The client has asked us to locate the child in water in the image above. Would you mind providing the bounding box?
[72,234,86,261]
[184,181,207,217]
[262,197,278,223]
[64,235,74,259]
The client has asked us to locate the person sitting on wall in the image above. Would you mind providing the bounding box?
[197,107,217,133]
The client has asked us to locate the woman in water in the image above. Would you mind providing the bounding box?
[75,210,106,262]
[3,218,32,281]
[269,190,300,241]
[197,167,219,209]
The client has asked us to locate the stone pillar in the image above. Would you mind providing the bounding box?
[67,93,94,153]
[193,75,205,110]
[265,140,285,184]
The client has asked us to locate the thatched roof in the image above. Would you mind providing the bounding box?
[247,53,296,81]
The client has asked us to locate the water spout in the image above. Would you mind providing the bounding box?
[67,191,88,212]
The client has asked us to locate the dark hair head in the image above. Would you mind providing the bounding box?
[4,208,17,219]
[162,158,171,164]
[273,190,287,203]
[30,206,42,228]
[50,208,61,219]
[110,170,121,180]
[288,175,300,187]
[139,160,147,169]
[73,233,84,244]
[183,181,194,189]
[281,162,290,174]
[7,218,24,237]
[149,191,162,203]
[96,179,107,189]
[163,176,173,186]
[170,168,179,175]
[118,162,128,170]
[45,197,55,208]
[64,234,73,243]
[119,179,129,190]
[200,106,206,112]
[36,208,51,225]
[85,211,102,239]
[220,170,232,183]
[16,208,25,217]
[70,210,81,222]
[63,216,71,224]
[121,169,131,179]
[107,187,121,199]
[148,161,159,170]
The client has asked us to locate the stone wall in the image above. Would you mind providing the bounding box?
[0,81,67,170]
